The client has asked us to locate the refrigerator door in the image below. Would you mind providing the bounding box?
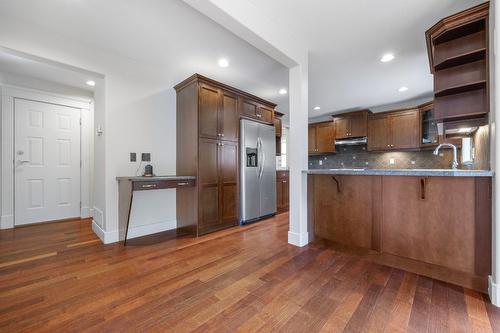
[258,122,277,216]
[240,119,261,222]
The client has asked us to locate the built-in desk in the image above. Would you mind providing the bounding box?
[116,176,196,244]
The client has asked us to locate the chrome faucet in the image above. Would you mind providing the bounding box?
[433,143,459,169]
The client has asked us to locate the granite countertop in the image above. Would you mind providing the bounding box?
[304,169,494,177]
[116,175,196,181]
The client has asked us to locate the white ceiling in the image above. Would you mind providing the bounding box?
[0,0,289,114]
[0,0,487,120]
[0,50,98,94]
[248,0,485,117]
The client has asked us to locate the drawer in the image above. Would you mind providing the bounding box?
[133,179,195,191]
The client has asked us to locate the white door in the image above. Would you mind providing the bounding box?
[14,98,81,226]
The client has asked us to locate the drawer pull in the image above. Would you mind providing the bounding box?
[419,178,427,200]
[177,182,189,186]
[142,184,157,189]
[282,180,287,183]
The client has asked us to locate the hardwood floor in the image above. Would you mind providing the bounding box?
[1,213,499,332]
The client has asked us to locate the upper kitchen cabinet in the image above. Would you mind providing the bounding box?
[333,109,370,139]
[426,2,489,122]
[309,121,335,155]
[367,109,420,151]
[419,102,439,148]
[198,83,239,142]
[240,98,275,124]
[274,111,284,156]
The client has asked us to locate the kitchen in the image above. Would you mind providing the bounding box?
[1,0,500,331]
[306,2,493,294]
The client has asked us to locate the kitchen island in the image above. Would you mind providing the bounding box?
[305,169,493,292]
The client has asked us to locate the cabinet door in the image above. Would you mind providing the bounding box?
[220,90,239,142]
[316,122,336,154]
[241,98,258,119]
[367,115,390,151]
[282,177,289,211]
[308,125,317,154]
[276,178,283,211]
[258,105,274,123]
[198,138,220,232]
[334,117,350,139]
[390,110,419,150]
[219,141,239,227]
[199,84,220,139]
[349,113,368,138]
[313,175,376,248]
[382,176,478,274]
[274,117,282,137]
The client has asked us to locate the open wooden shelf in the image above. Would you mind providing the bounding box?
[434,80,486,97]
[434,48,486,71]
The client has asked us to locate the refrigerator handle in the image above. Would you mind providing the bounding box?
[259,137,265,179]
[257,137,262,178]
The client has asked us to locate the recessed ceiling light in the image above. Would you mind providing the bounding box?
[86,80,96,87]
[398,86,408,92]
[380,53,395,63]
[218,58,229,68]
[279,88,287,95]
[313,106,321,110]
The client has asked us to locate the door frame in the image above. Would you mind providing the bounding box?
[1,85,94,229]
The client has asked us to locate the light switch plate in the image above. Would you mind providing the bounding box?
[389,158,395,165]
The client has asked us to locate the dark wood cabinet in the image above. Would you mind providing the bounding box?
[390,110,420,150]
[274,111,283,156]
[419,102,439,148]
[309,121,335,155]
[333,110,369,139]
[199,83,239,142]
[367,109,419,151]
[276,171,289,213]
[367,114,389,151]
[309,174,492,292]
[240,98,274,124]
[175,74,276,236]
[426,3,489,121]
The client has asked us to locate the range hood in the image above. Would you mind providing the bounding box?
[335,137,367,146]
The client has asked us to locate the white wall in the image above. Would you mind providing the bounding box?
[0,1,289,242]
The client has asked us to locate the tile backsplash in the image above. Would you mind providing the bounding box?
[309,145,460,170]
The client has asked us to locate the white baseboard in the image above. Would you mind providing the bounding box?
[92,206,104,228]
[92,220,118,244]
[0,214,14,229]
[92,219,177,244]
[489,276,500,307]
[288,231,309,247]
[81,206,92,219]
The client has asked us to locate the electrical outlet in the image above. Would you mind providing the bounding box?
[389,158,395,165]
[130,152,137,162]
[319,160,323,166]
[141,153,151,162]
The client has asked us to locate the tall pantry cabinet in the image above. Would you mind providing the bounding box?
[175,74,277,236]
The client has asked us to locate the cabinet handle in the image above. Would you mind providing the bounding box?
[221,133,224,137]
[142,184,157,189]
[257,114,262,118]
[282,180,287,183]
[419,177,427,200]
[177,182,189,186]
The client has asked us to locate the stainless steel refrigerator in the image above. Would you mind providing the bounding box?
[240,118,276,224]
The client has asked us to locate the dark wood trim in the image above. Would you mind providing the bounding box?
[174,73,277,108]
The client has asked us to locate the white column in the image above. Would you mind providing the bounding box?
[288,62,309,247]
[490,0,499,306]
